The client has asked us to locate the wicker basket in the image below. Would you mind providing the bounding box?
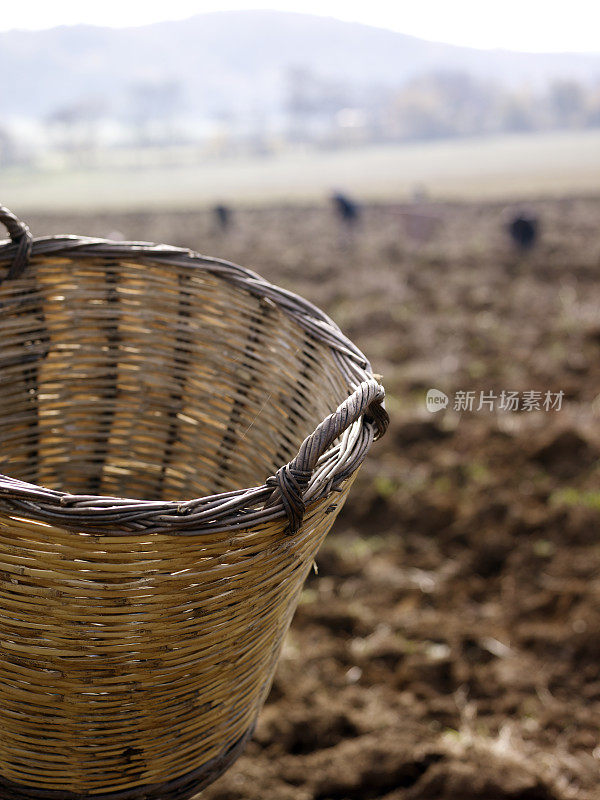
[0,205,388,799]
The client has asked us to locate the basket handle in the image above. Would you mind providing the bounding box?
[266,378,388,534]
[0,205,33,282]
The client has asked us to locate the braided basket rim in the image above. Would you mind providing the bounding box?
[0,232,388,535]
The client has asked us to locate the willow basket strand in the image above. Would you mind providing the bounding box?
[0,205,388,800]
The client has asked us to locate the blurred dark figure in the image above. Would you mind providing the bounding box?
[331,192,360,226]
[213,204,232,231]
[508,213,539,250]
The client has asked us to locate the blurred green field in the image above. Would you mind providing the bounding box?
[4,129,600,211]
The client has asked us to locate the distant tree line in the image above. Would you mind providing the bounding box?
[285,68,600,145]
[384,72,600,142]
[1,70,599,167]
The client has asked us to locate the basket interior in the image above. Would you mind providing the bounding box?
[0,255,350,501]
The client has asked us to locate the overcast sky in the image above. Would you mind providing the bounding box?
[1,0,599,53]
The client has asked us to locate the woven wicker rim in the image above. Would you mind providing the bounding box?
[0,206,388,536]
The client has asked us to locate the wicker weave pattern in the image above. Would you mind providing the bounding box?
[0,487,352,794]
[0,208,387,797]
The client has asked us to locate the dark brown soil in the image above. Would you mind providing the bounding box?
[23,196,600,799]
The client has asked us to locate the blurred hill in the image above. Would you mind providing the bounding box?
[2,10,600,120]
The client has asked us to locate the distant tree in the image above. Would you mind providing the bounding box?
[498,95,537,133]
[585,82,600,126]
[387,71,499,141]
[0,126,18,167]
[45,96,108,164]
[285,66,351,142]
[547,80,586,128]
[286,66,313,121]
[128,79,183,145]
